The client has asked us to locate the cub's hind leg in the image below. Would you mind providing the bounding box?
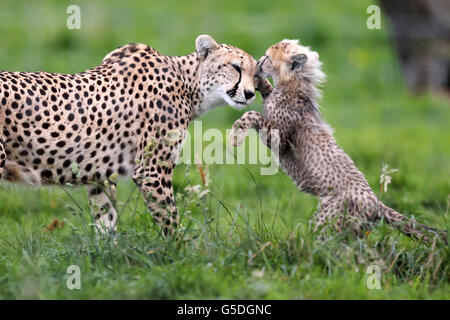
[313,196,368,237]
[87,183,118,233]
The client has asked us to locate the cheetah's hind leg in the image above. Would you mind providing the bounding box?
[1,161,41,185]
[87,183,118,234]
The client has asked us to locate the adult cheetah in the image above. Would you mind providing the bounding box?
[231,39,447,243]
[0,35,258,234]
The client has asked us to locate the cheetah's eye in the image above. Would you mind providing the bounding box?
[231,64,241,74]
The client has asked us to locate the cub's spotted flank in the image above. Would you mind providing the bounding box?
[0,35,258,234]
[231,39,446,244]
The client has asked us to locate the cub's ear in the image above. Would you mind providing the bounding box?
[195,35,218,58]
[291,53,307,71]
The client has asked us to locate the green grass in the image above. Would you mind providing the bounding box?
[0,0,449,299]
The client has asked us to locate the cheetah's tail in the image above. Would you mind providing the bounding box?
[381,204,448,245]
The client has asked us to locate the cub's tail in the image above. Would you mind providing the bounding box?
[381,203,447,244]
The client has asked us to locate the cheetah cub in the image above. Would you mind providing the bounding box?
[230,39,447,243]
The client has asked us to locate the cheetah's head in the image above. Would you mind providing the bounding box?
[258,39,325,86]
[195,35,257,113]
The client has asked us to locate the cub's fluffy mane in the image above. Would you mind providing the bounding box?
[270,39,329,132]
[275,39,326,106]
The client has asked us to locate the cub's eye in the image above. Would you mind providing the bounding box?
[231,64,241,73]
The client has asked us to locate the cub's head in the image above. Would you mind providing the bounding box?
[258,39,324,86]
[196,35,257,111]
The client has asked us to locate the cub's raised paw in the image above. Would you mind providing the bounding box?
[255,76,273,98]
[229,123,248,147]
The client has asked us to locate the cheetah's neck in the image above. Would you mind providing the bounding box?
[170,53,205,119]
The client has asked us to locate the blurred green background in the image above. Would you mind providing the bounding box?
[0,0,448,299]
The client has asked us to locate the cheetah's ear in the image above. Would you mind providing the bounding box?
[196,35,218,59]
[290,53,307,71]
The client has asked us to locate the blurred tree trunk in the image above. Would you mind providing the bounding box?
[379,0,449,94]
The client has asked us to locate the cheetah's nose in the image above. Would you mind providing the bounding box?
[244,90,255,100]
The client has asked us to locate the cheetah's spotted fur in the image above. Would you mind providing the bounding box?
[0,35,258,234]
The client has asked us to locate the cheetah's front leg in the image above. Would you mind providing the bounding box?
[87,183,118,234]
[133,161,178,236]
